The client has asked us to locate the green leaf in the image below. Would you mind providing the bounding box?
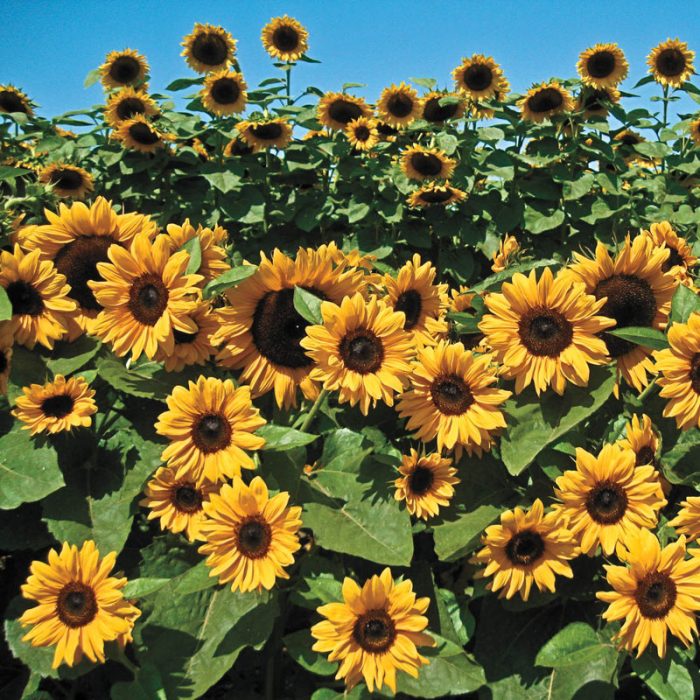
[563,172,595,201]
[535,622,613,668]
[201,170,240,194]
[0,165,32,181]
[45,336,101,376]
[411,77,438,90]
[167,77,205,91]
[524,205,565,234]
[670,284,700,324]
[258,424,318,451]
[606,326,669,350]
[83,68,101,88]
[284,629,336,676]
[203,264,257,299]
[632,648,695,700]
[180,236,202,275]
[122,577,170,598]
[293,286,324,325]
[436,132,458,155]
[0,286,11,321]
[471,259,559,292]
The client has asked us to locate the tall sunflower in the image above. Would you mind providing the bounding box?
[520,82,574,123]
[421,91,465,123]
[491,233,520,272]
[165,219,230,285]
[407,181,466,208]
[261,15,309,62]
[317,92,373,131]
[88,232,202,361]
[182,23,236,73]
[311,568,433,694]
[198,476,302,593]
[577,43,629,89]
[617,414,660,468]
[377,82,422,128]
[553,443,666,556]
[400,144,456,181]
[201,69,247,116]
[643,220,697,284]
[453,55,507,101]
[37,164,93,200]
[19,540,140,668]
[236,118,293,151]
[647,39,695,88]
[99,49,149,90]
[112,115,170,153]
[472,499,578,601]
[0,85,34,116]
[211,247,366,409]
[560,234,677,392]
[104,87,158,128]
[597,528,700,657]
[155,376,266,485]
[479,267,614,395]
[396,340,511,456]
[345,117,379,152]
[301,293,414,414]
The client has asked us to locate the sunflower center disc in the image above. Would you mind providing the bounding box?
[174,484,202,513]
[192,34,229,66]
[57,582,98,628]
[408,465,435,495]
[586,480,628,524]
[463,64,493,91]
[116,97,147,121]
[173,327,198,345]
[423,96,458,122]
[339,329,384,374]
[128,274,169,325]
[689,354,700,394]
[41,394,75,419]
[110,56,140,84]
[354,125,370,141]
[430,374,474,415]
[635,445,656,467]
[212,79,240,105]
[328,100,363,125]
[528,87,564,113]
[419,187,453,204]
[663,247,685,271]
[0,90,27,113]
[353,611,396,652]
[193,413,231,453]
[50,168,84,191]
[5,280,44,316]
[237,517,272,558]
[394,289,423,330]
[251,123,283,140]
[272,25,299,52]
[387,92,414,118]
[410,152,443,177]
[587,51,615,78]
[519,308,573,357]
[129,122,160,146]
[635,572,677,618]
[506,529,545,565]
[657,48,686,77]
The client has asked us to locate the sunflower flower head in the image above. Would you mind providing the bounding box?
[345,117,379,152]
[377,82,422,128]
[647,38,695,88]
[520,82,574,123]
[236,117,293,152]
[201,69,247,116]
[643,220,697,284]
[99,49,149,90]
[453,54,507,101]
[400,144,456,181]
[491,233,520,272]
[113,114,171,153]
[0,85,34,116]
[577,43,629,89]
[317,92,373,131]
[617,413,660,468]
[261,15,309,62]
[165,219,230,285]
[182,23,237,73]
[38,164,94,200]
[421,91,465,123]
[407,181,466,208]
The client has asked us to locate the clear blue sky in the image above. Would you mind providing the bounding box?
[2,0,699,118]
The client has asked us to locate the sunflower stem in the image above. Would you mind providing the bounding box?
[637,379,657,402]
[285,63,292,105]
[300,388,328,433]
[661,85,669,132]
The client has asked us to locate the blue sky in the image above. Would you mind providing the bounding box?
[2,0,700,118]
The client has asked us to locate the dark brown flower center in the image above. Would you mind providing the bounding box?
[418,187,455,204]
[191,412,232,453]
[394,289,423,330]
[0,349,8,374]
[109,56,141,85]
[226,138,254,156]
[582,89,609,113]
[656,48,687,77]
[173,484,203,513]
[662,247,685,272]
[236,516,272,558]
[386,92,414,118]
[211,78,241,105]
[272,25,300,52]
[49,168,84,191]
[128,122,160,146]
[431,374,474,415]
[618,132,641,147]
[6,280,44,316]
[57,582,98,628]
[408,465,435,496]
[376,122,398,137]
[689,353,700,394]
[353,125,371,141]
[41,394,75,419]
[127,274,169,326]
[116,97,147,121]
[423,96,460,122]
[0,90,29,114]
[635,445,657,467]
[463,64,493,92]
[409,152,443,177]
[327,99,363,126]
[192,33,229,67]
[518,307,574,357]
[505,529,545,566]
[250,122,284,140]
[338,329,384,374]
[353,610,396,653]
[586,480,628,524]
[587,50,616,78]
[635,572,677,618]
[594,274,657,358]
[528,87,565,114]
[173,327,198,345]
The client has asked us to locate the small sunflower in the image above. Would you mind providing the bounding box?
[669,496,700,541]
[397,340,511,456]
[140,466,217,541]
[88,232,202,361]
[491,233,520,273]
[407,181,466,208]
[198,476,302,593]
[376,120,399,141]
[301,293,414,415]
[400,144,456,181]
[182,23,236,73]
[617,414,660,468]
[597,528,700,658]
[236,118,293,152]
[345,117,379,151]
[643,220,697,283]
[553,443,666,556]
[19,541,141,668]
[472,499,578,601]
[113,115,170,153]
[394,449,459,520]
[155,376,266,485]
[421,91,465,123]
[99,49,149,90]
[104,87,158,128]
[446,287,488,351]
[37,164,94,200]
[577,43,629,89]
[165,219,230,285]
[317,92,373,131]
[201,69,247,116]
[648,39,695,88]
[453,54,506,100]
[520,82,574,123]
[0,85,33,116]
[311,568,433,694]
[377,82,422,128]
[261,15,309,62]
[479,267,614,395]
[690,118,700,146]
[613,129,651,166]
[577,86,621,118]
[0,343,11,396]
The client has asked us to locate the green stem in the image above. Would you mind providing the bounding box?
[300,388,328,433]
[285,63,292,105]
[638,379,657,402]
[661,85,669,131]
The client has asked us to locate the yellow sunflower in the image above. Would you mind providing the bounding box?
[140,466,217,541]
[577,86,622,118]
[0,85,33,116]
[0,343,11,396]
[394,449,459,520]
[311,568,433,694]
[223,136,254,157]
[0,245,76,349]
[317,92,373,131]
[112,114,170,153]
[453,54,506,100]
[201,69,247,116]
[165,219,230,285]
[597,528,700,658]
[261,15,309,62]
[236,118,293,151]
[377,82,422,128]
[88,232,202,361]
[479,267,614,395]
[669,496,700,541]
[491,233,520,272]
[104,87,158,128]
[648,39,695,88]
[560,234,677,393]
[421,91,466,123]
[553,443,666,556]
[472,499,578,601]
[407,181,466,208]
[577,43,629,89]
[19,540,140,668]
[155,376,266,485]
[99,49,149,90]
[198,476,302,592]
[182,23,236,73]
[643,220,697,283]
[690,118,700,146]
[520,82,574,123]
[397,340,511,456]
[301,293,414,415]
[37,164,94,200]
[400,144,456,181]
[617,414,660,468]
[211,247,366,409]
[345,117,379,152]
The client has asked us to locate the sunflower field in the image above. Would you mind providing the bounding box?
[2,16,700,700]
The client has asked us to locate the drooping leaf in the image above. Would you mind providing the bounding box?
[294,286,324,325]
[258,424,318,451]
[606,326,669,350]
[202,264,257,299]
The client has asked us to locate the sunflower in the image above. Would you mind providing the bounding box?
[211,247,366,409]
[377,82,422,128]
[301,293,414,415]
[577,43,629,89]
[453,54,506,100]
[0,85,33,116]
[182,23,236,73]
[643,220,697,283]
[613,129,653,167]
[236,118,293,152]
[468,77,510,120]
[560,234,677,392]
[0,343,11,396]
[201,69,247,116]
[421,91,466,123]
[165,219,230,285]
[198,476,302,593]
[140,466,217,541]
[407,181,466,208]
[345,117,379,152]
[317,92,373,131]
[520,82,574,123]
[37,164,93,200]
[617,414,660,468]
[376,121,399,141]
[597,528,700,658]
[113,115,170,153]
[99,49,149,89]
[88,232,202,361]
[104,87,158,128]
[0,245,75,349]
[223,136,254,157]
[472,499,578,601]
[261,15,309,62]
[394,449,459,520]
[479,267,614,395]
[668,494,700,541]
[553,443,666,556]
[577,86,621,118]
[397,340,511,456]
[156,376,266,485]
[20,541,140,668]
[311,568,433,693]
[491,233,520,272]
[648,39,695,88]
[445,287,488,351]
[400,144,456,181]
[691,118,700,146]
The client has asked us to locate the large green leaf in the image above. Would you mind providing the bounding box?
[471,259,559,292]
[258,424,318,451]
[45,336,101,376]
[294,286,324,325]
[606,326,669,350]
[670,283,700,325]
[0,286,12,321]
[632,648,697,700]
[202,264,257,299]
[535,622,616,668]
